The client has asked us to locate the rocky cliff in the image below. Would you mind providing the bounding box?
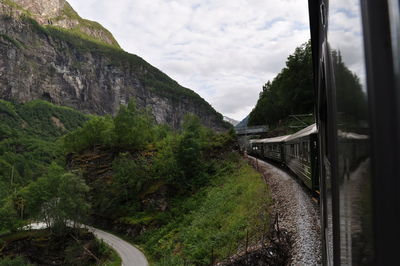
[0,0,228,130]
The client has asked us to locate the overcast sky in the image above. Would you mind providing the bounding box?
[68,0,311,121]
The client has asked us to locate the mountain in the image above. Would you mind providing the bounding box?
[0,0,229,131]
[223,116,239,126]
[235,115,249,129]
[2,0,120,47]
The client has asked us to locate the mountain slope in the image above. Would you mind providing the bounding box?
[0,0,229,130]
[223,116,239,126]
[2,0,120,47]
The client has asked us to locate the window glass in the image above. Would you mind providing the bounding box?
[327,0,373,264]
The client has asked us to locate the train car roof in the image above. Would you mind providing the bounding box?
[258,135,291,143]
[285,123,317,142]
[249,138,264,144]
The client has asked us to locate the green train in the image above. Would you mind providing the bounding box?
[249,123,319,192]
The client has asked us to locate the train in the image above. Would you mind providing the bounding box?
[248,1,399,265]
[308,0,400,265]
[248,124,320,192]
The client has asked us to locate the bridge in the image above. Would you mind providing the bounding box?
[235,125,269,152]
[235,125,269,136]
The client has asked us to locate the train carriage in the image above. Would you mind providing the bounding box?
[260,135,290,164]
[283,124,319,191]
[249,138,264,157]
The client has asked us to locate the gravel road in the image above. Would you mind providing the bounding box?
[248,156,322,265]
[85,225,148,266]
[26,223,148,266]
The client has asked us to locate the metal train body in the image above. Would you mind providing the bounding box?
[249,1,399,264]
[249,124,319,192]
[284,124,319,191]
[308,0,400,265]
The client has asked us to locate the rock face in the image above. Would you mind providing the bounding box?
[8,0,120,47]
[0,0,228,130]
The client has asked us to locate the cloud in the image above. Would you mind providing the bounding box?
[68,0,311,120]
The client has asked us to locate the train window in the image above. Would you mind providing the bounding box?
[303,142,309,162]
[299,143,303,158]
[327,0,373,264]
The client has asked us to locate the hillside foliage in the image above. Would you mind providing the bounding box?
[0,100,88,235]
[249,41,367,130]
[0,99,267,265]
[248,41,314,127]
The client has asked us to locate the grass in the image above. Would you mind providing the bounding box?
[98,239,122,266]
[134,154,270,265]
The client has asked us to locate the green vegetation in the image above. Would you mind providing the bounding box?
[0,100,87,199]
[138,155,269,265]
[0,100,88,235]
[0,257,33,266]
[0,229,121,265]
[21,163,90,235]
[249,41,314,127]
[249,41,367,133]
[0,98,266,264]
[59,100,266,264]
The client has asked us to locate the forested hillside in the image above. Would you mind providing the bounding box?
[0,99,269,265]
[248,41,314,127]
[249,41,367,132]
[0,100,87,205]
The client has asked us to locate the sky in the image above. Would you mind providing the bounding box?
[67,0,311,121]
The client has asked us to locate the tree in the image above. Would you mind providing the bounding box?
[22,163,90,235]
[114,100,155,150]
[0,199,22,232]
[249,41,314,126]
[62,115,114,153]
[176,115,208,189]
[112,153,149,202]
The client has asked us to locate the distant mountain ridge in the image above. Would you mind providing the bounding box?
[235,115,249,128]
[223,116,239,126]
[0,0,229,130]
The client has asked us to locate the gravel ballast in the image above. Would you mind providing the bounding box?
[248,156,322,265]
